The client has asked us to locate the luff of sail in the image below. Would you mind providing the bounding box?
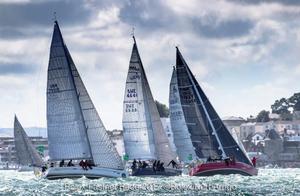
[169,68,196,162]
[47,21,123,169]
[174,48,252,165]
[14,115,43,167]
[122,37,175,164]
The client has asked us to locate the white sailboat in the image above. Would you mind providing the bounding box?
[14,115,43,172]
[44,20,126,179]
[122,37,180,176]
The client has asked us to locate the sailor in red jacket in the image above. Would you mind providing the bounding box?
[251,157,257,167]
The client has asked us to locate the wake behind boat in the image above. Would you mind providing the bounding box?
[44,20,127,179]
[122,36,181,177]
[169,47,258,176]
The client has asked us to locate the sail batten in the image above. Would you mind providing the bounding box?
[47,21,123,169]
[123,37,175,163]
[171,48,252,165]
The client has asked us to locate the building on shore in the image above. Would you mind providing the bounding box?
[222,116,300,167]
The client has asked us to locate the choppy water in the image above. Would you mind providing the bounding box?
[0,169,299,195]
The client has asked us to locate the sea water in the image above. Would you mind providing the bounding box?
[0,168,299,195]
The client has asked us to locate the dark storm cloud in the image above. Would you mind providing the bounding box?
[119,0,176,32]
[119,0,255,39]
[0,63,34,75]
[0,0,92,28]
[228,0,300,6]
[192,18,254,38]
[0,27,48,39]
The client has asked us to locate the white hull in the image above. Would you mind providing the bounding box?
[44,167,127,179]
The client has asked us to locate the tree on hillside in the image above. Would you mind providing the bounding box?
[256,110,270,122]
[288,93,300,111]
[155,100,169,118]
[271,98,290,115]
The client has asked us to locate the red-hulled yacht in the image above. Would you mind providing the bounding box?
[169,47,258,176]
[190,161,258,176]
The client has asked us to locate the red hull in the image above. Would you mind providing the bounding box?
[190,161,258,176]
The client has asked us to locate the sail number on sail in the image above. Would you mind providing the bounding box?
[125,103,137,112]
[127,89,138,98]
[49,84,59,93]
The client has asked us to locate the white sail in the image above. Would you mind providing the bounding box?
[122,38,156,160]
[47,21,92,161]
[122,37,175,164]
[47,21,123,170]
[14,116,43,167]
[169,68,196,162]
[66,49,123,169]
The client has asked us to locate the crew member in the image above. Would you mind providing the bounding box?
[252,157,257,167]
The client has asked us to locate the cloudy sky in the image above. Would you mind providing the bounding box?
[1,0,300,129]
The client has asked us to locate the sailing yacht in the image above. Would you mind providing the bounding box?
[14,115,43,172]
[44,20,127,179]
[122,37,181,176]
[169,47,258,176]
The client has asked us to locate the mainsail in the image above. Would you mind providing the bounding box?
[122,37,175,163]
[47,21,123,169]
[171,47,252,165]
[14,115,43,167]
[169,68,196,162]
